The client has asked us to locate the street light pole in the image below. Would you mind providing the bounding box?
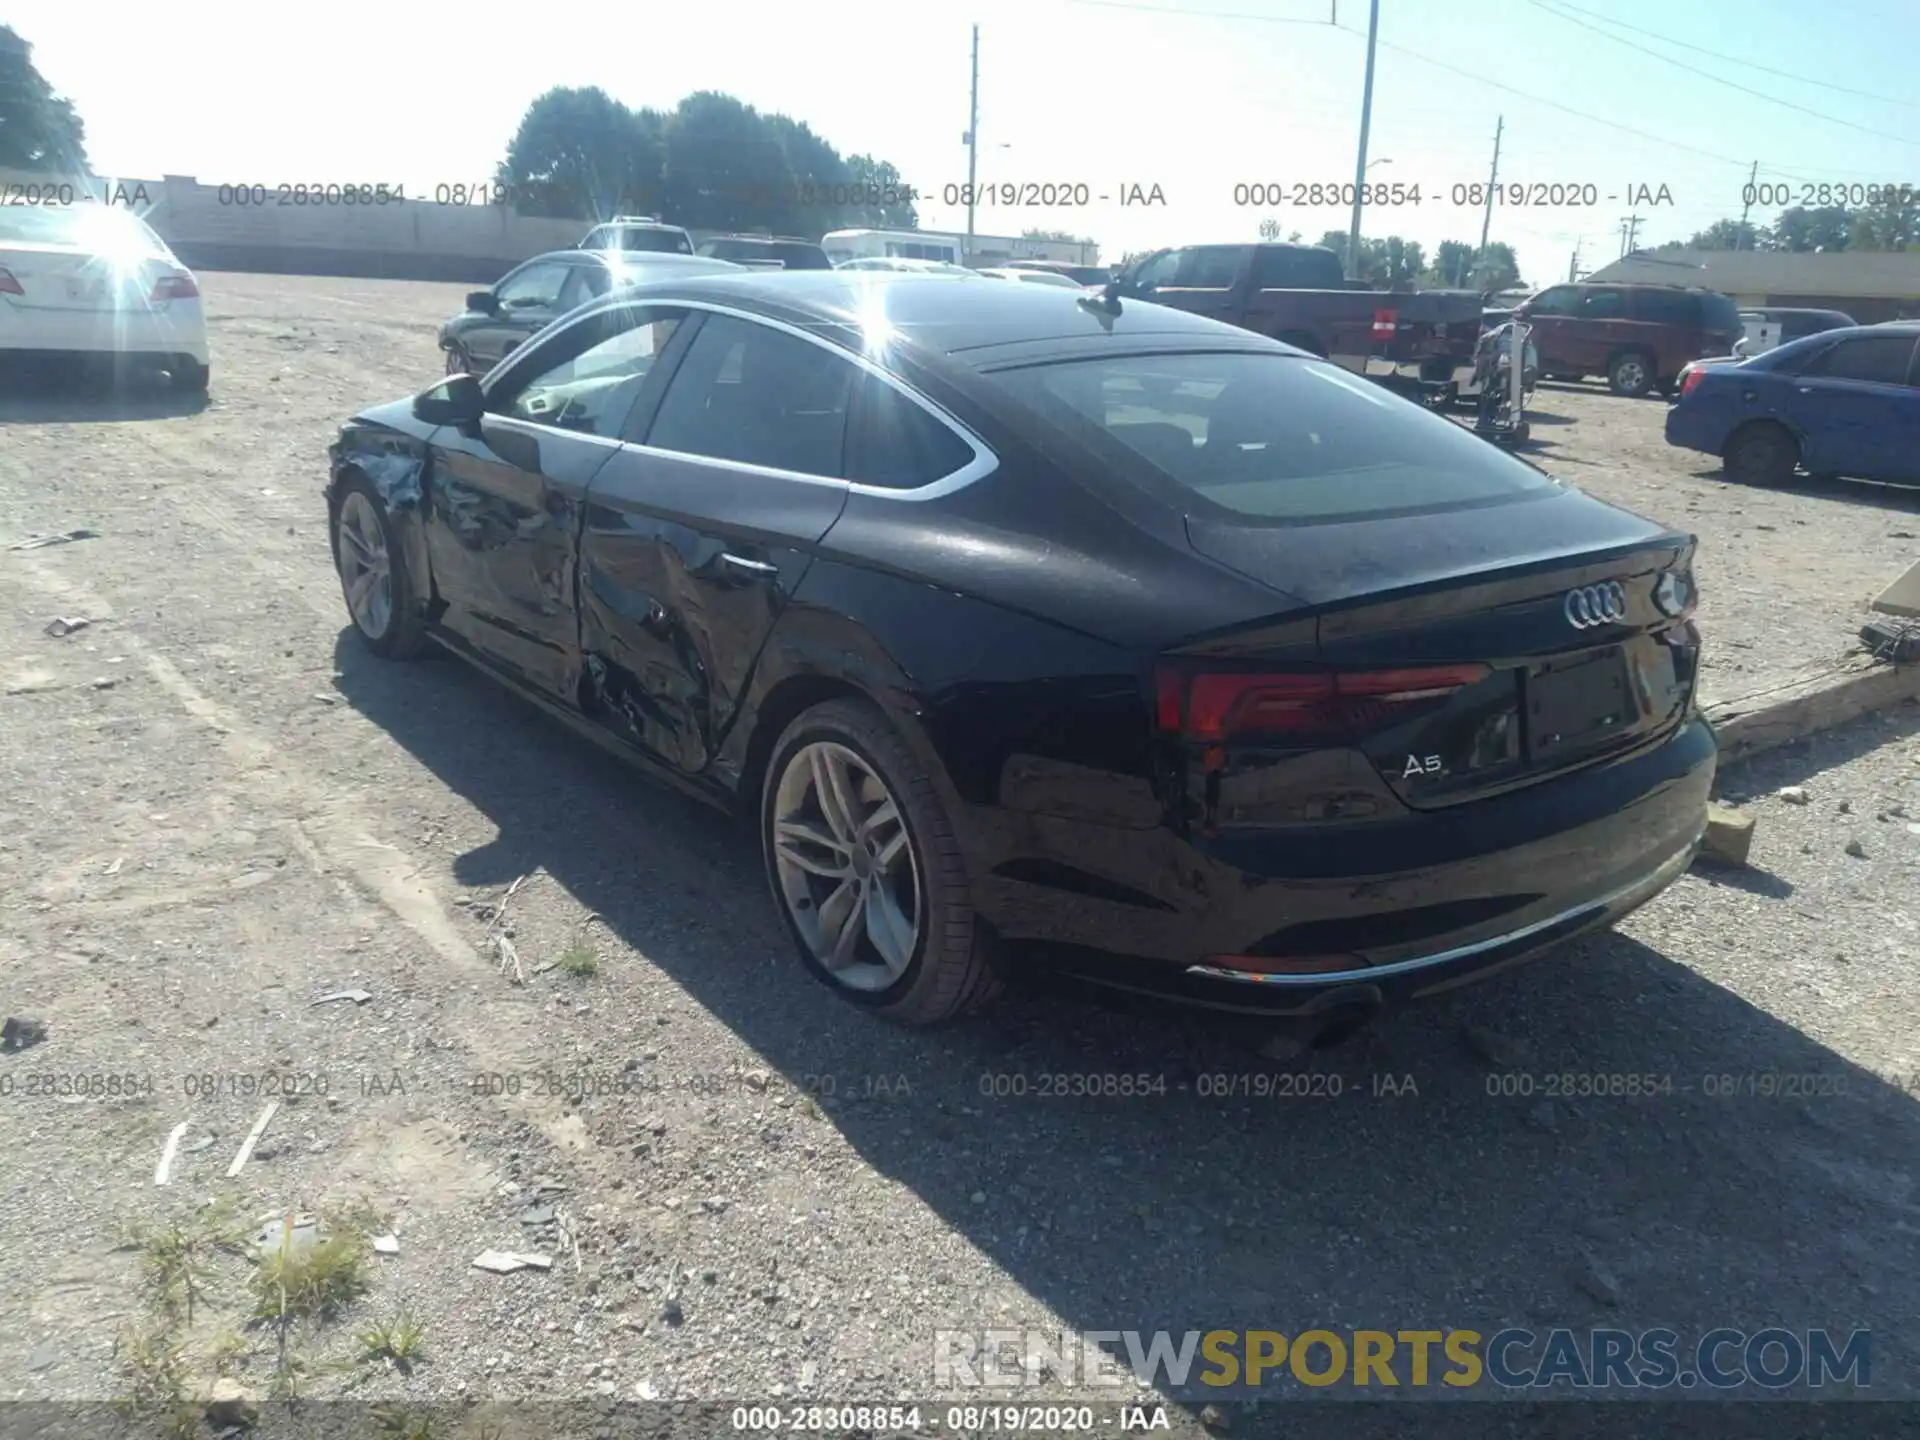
[1344,0,1380,278]
[964,25,980,263]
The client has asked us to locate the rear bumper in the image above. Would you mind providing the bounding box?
[1663,404,1727,456]
[969,716,1717,1016]
[0,301,208,363]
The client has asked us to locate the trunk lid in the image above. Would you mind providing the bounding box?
[0,241,179,314]
[1174,491,1700,809]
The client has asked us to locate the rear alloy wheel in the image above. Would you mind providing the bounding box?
[331,479,428,659]
[1606,352,1655,398]
[762,699,1000,1025]
[1722,422,1799,487]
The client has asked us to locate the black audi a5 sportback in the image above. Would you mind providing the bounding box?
[327,272,1714,1033]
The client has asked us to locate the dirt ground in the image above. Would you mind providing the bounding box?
[2,272,1918,1437]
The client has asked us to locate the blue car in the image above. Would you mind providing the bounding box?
[1665,321,1920,487]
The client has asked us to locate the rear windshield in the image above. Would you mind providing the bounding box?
[0,204,167,253]
[1000,351,1557,524]
[619,228,692,255]
[1700,293,1742,333]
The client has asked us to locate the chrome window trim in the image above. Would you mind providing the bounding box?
[486,294,1000,501]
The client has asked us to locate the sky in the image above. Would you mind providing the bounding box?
[10,0,1920,286]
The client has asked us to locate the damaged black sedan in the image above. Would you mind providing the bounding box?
[326,272,1714,1035]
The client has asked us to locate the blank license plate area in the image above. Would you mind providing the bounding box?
[64,275,109,304]
[1527,649,1634,755]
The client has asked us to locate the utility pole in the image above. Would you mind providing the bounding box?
[1618,214,1643,257]
[1738,159,1758,248]
[1344,0,1380,278]
[1475,115,1503,284]
[1568,239,1581,281]
[963,25,979,264]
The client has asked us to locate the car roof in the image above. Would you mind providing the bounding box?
[590,270,1286,367]
[548,249,739,269]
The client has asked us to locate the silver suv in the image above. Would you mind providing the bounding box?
[578,216,694,256]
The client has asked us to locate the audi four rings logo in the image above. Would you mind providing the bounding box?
[1564,582,1628,628]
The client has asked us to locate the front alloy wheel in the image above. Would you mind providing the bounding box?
[772,741,921,991]
[331,476,428,659]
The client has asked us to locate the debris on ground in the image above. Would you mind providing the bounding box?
[252,1212,320,1260]
[1778,785,1809,805]
[373,1235,400,1256]
[201,1378,259,1430]
[495,933,526,986]
[153,1120,190,1186]
[1844,838,1867,858]
[182,1134,217,1154]
[0,1015,48,1051]
[225,1100,279,1178]
[7,528,99,551]
[472,1250,553,1274]
[310,988,373,1007]
[1463,1024,1528,1070]
[1700,803,1756,867]
[1572,1251,1623,1307]
[44,616,92,638]
[1199,1404,1231,1431]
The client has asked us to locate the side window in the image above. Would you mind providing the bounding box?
[490,306,684,436]
[581,227,611,250]
[1132,249,1185,288]
[1177,246,1242,288]
[495,262,570,309]
[1252,247,1334,288]
[558,265,607,311]
[1526,286,1581,316]
[1809,335,1918,385]
[645,315,857,478]
[1579,289,1627,320]
[845,372,977,490]
[1632,290,1692,325]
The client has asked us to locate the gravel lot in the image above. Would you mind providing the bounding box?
[1,273,1918,1436]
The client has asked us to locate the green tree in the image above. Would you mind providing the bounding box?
[1769,205,1851,252]
[763,113,848,234]
[1849,189,1920,251]
[661,92,796,233]
[0,25,88,172]
[843,154,919,230]
[1021,228,1095,245]
[1316,231,1426,286]
[1471,242,1521,291]
[1682,217,1764,251]
[495,87,662,220]
[1428,240,1477,287]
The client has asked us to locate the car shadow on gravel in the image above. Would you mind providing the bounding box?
[332,632,1920,1420]
[1682,465,1920,515]
[0,363,209,423]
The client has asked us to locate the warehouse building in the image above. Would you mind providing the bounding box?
[1586,249,1920,324]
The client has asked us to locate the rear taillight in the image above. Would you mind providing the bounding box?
[1371,308,1398,337]
[1679,366,1710,399]
[1155,664,1491,743]
[150,273,199,301]
[0,267,22,297]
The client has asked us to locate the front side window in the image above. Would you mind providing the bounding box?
[1526,286,1581,316]
[1179,247,1243,288]
[491,306,683,435]
[999,350,1556,524]
[495,262,570,309]
[645,315,856,477]
[1809,335,1917,385]
[1131,249,1185,288]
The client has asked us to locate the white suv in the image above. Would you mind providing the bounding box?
[579,217,694,256]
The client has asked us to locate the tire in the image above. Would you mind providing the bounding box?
[444,341,475,375]
[761,698,1001,1026]
[171,357,210,394]
[1606,351,1655,398]
[1722,422,1799,486]
[329,474,429,659]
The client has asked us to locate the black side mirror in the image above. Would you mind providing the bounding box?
[467,290,500,315]
[413,373,485,426]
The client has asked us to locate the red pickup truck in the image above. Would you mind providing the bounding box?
[1111,243,1484,402]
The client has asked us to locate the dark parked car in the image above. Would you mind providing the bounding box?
[1513,282,1742,398]
[697,235,834,270]
[438,251,740,374]
[329,272,1712,1036]
[1112,243,1484,403]
[1666,322,1920,487]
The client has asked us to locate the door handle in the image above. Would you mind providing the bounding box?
[719,553,778,578]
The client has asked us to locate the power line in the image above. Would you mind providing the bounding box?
[1525,0,1920,149]
[1063,0,1334,21]
[1330,23,1751,168]
[1531,0,1920,112]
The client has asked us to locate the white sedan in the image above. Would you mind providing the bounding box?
[976,267,1085,288]
[0,203,209,391]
